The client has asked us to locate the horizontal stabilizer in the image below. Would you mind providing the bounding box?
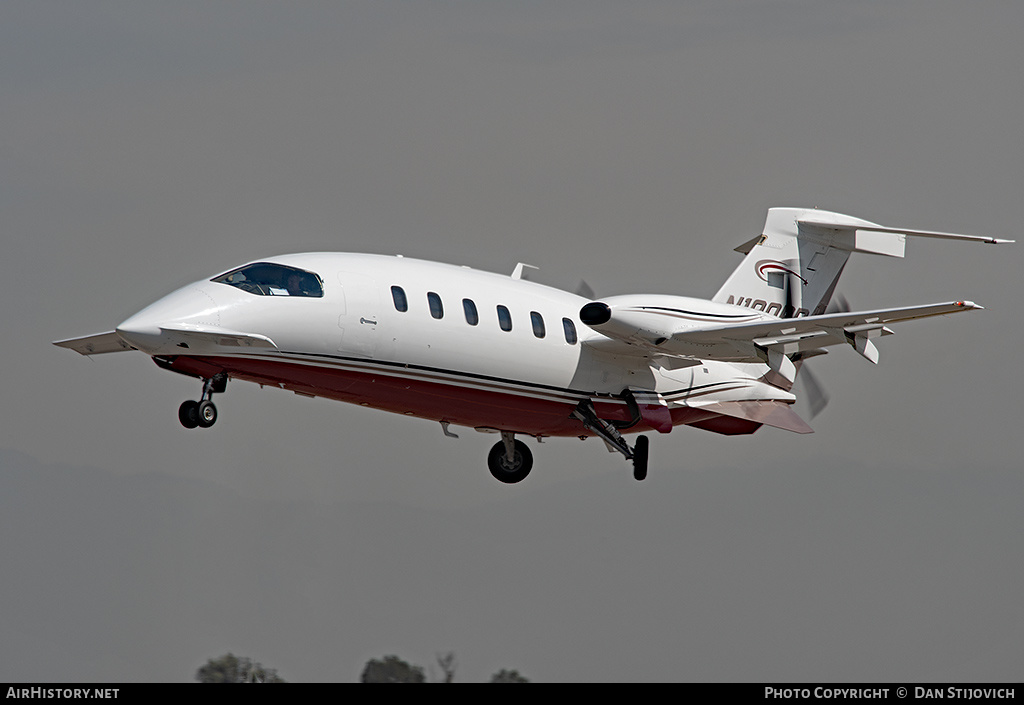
[798,216,1016,247]
[714,207,1012,316]
[692,400,814,434]
[53,331,134,355]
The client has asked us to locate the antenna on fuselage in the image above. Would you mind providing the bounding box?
[511,263,539,280]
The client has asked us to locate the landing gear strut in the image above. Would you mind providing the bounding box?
[178,374,227,429]
[571,400,650,481]
[487,431,534,484]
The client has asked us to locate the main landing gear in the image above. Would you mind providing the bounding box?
[178,374,227,429]
[571,400,650,481]
[484,402,651,485]
[487,431,534,484]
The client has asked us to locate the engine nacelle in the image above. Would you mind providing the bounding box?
[579,294,770,347]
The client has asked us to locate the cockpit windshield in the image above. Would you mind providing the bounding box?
[211,263,324,297]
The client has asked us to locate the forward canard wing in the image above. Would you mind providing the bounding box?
[111,323,278,354]
[54,325,278,356]
[53,331,135,355]
[156,324,277,350]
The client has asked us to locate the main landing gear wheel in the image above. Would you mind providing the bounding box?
[571,400,652,482]
[487,437,534,484]
[632,435,649,482]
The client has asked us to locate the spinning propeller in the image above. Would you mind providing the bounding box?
[795,291,852,418]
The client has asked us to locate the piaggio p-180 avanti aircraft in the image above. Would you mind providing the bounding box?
[56,208,1011,483]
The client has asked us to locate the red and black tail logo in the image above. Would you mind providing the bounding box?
[755,260,807,285]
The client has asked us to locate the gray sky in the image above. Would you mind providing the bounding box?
[2,0,1022,682]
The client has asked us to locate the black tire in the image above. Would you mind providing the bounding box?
[632,435,649,481]
[178,400,199,429]
[487,439,534,484]
[196,400,218,428]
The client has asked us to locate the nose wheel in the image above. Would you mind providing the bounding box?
[178,374,226,429]
[179,399,218,428]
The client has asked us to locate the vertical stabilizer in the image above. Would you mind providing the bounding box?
[713,208,1012,318]
[713,208,893,317]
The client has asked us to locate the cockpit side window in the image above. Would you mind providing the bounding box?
[212,263,324,297]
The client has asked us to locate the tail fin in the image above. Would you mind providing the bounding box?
[712,207,1013,317]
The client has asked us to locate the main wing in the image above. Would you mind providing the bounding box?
[659,300,980,365]
[583,299,981,378]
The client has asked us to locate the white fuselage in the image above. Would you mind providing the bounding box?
[115,253,794,437]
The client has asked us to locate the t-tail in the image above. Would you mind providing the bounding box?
[712,207,1014,317]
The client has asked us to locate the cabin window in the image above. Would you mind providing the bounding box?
[391,286,408,312]
[497,305,512,332]
[463,299,479,326]
[562,318,577,345]
[530,311,546,338]
[427,292,444,319]
[212,263,323,297]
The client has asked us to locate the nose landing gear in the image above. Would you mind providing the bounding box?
[178,399,218,428]
[178,374,226,429]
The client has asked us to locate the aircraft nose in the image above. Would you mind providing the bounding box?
[115,321,162,350]
[116,286,221,353]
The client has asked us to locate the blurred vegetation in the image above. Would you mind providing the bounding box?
[195,653,285,683]
[196,650,528,682]
[490,668,529,683]
[360,654,426,683]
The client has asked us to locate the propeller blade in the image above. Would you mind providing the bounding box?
[799,364,830,418]
[824,293,851,315]
[574,279,596,299]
